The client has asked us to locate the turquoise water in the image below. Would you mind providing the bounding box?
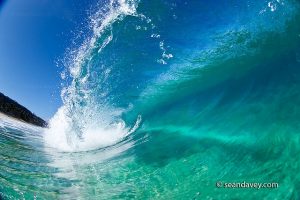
[1,0,300,199]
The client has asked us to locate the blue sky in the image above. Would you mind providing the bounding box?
[0,0,96,119]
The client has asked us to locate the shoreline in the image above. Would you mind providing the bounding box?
[0,92,48,127]
[0,112,46,129]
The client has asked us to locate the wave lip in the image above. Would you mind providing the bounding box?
[45,0,141,153]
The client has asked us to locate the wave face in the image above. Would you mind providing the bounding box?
[1,0,300,199]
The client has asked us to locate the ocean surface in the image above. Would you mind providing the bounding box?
[1,0,300,199]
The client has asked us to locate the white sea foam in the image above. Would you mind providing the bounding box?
[44,106,141,152]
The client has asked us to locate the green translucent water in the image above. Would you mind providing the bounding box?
[1,0,300,199]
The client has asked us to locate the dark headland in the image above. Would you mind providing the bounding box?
[0,92,48,127]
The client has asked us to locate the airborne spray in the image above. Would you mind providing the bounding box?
[44,0,141,152]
